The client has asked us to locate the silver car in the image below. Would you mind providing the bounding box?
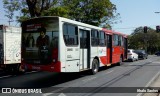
[127,49,138,62]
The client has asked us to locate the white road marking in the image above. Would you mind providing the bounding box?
[82,76,97,82]
[104,70,114,75]
[25,71,38,74]
[0,75,12,79]
[128,59,153,66]
[136,70,160,96]
[152,61,160,64]
[42,93,53,96]
[45,70,114,96]
[43,93,67,96]
[82,70,114,82]
[43,87,68,96]
[128,63,139,66]
[58,93,67,96]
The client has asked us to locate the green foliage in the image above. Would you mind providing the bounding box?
[62,0,119,28]
[3,0,119,28]
[129,26,160,54]
[42,6,69,18]
[26,0,59,17]
[3,0,29,23]
[3,0,21,25]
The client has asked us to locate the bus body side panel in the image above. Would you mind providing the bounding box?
[107,48,111,64]
[90,47,98,68]
[60,19,80,72]
[112,46,121,64]
[65,47,80,72]
[98,47,107,67]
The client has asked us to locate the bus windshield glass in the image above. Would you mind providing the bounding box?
[22,17,59,64]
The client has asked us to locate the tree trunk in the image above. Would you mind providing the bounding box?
[26,0,37,17]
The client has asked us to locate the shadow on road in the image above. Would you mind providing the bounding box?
[0,65,116,89]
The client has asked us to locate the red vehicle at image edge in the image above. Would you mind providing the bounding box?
[20,16,128,74]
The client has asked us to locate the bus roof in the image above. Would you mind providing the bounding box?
[22,16,127,38]
[22,16,101,30]
[102,28,127,38]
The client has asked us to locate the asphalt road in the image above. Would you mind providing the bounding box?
[0,55,160,96]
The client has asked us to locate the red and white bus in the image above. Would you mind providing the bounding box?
[21,16,127,74]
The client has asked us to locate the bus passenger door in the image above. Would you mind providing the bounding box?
[107,35,112,64]
[124,38,128,60]
[79,29,90,71]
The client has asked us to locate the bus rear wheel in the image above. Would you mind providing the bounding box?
[91,59,99,75]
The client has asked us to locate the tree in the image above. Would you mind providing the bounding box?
[3,0,65,22]
[128,26,160,54]
[62,0,119,28]
[26,0,58,17]
[3,0,119,28]
[3,0,20,25]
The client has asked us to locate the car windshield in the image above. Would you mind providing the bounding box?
[135,50,145,53]
[127,50,131,53]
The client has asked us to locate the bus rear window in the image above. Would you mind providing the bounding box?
[22,18,59,63]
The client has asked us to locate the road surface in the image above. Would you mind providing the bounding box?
[0,55,160,96]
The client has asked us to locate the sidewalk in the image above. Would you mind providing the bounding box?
[143,72,160,96]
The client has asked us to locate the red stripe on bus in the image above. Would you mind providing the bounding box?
[100,56,107,65]
[21,61,61,72]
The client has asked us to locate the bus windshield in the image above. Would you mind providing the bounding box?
[22,18,59,64]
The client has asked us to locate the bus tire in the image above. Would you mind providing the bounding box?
[91,59,99,75]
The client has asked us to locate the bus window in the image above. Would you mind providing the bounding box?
[63,23,78,46]
[22,18,59,64]
[113,34,119,46]
[99,31,105,46]
[118,35,122,46]
[121,36,123,46]
[91,30,99,46]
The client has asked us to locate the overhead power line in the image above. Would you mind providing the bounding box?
[113,25,158,30]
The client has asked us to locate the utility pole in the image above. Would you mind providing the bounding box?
[8,19,13,26]
[143,26,148,52]
[144,34,147,53]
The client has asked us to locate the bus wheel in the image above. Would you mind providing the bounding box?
[118,56,123,66]
[5,64,21,74]
[91,59,99,75]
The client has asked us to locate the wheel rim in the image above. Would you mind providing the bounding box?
[120,57,122,63]
[93,60,98,73]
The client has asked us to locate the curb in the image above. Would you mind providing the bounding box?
[142,71,160,96]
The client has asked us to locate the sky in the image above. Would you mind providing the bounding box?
[0,1,8,25]
[0,0,160,35]
[0,0,19,26]
[111,0,160,35]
